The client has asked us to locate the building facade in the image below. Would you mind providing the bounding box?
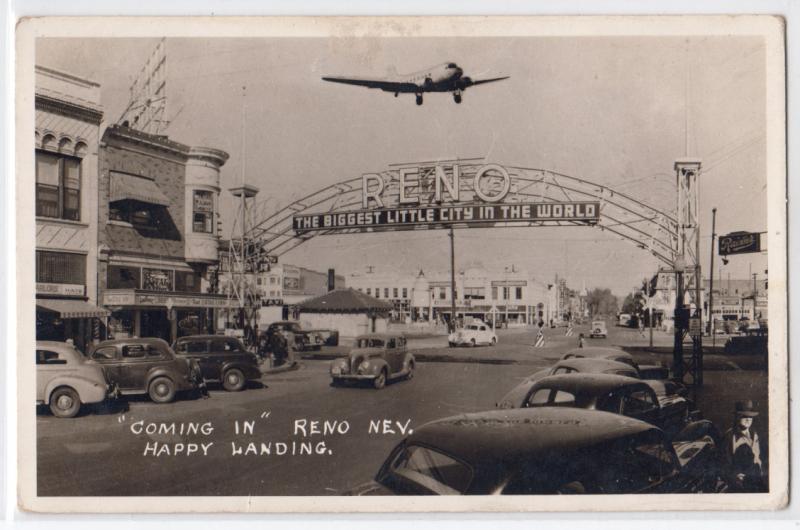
[34,66,108,352]
[348,265,555,327]
[98,124,229,343]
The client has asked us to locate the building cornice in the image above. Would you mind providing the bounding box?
[35,92,103,125]
[102,124,190,160]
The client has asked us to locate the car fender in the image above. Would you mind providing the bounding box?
[220,360,261,380]
[44,374,106,405]
[402,353,416,371]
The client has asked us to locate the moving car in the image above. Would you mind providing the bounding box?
[36,341,116,418]
[87,338,201,403]
[347,408,722,495]
[330,333,415,389]
[560,347,670,380]
[448,321,497,347]
[496,358,639,409]
[589,320,608,338]
[173,335,262,391]
[505,373,693,435]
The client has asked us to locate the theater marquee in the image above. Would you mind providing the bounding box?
[293,162,600,234]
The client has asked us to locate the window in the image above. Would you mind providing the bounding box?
[387,338,397,348]
[142,268,174,291]
[384,288,389,298]
[36,150,81,221]
[192,190,214,233]
[374,289,379,298]
[464,287,485,300]
[516,287,523,300]
[107,265,140,289]
[393,287,399,298]
[109,201,160,229]
[502,287,510,300]
[622,390,657,415]
[389,445,473,495]
[491,286,498,300]
[366,288,371,296]
[92,347,117,361]
[439,288,446,300]
[37,251,86,285]
[36,349,67,365]
[552,390,577,406]
[402,288,408,298]
[175,271,200,293]
[526,389,551,407]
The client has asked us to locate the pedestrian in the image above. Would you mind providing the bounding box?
[722,400,765,492]
[578,333,585,348]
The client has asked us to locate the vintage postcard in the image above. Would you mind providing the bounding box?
[15,16,787,512]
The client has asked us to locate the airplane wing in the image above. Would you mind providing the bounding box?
[321,76,418,93]
[464,76,510,87]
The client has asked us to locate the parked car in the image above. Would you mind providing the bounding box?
[560,347,670,380]
[87,338,201,403]
[173,335,262,391]
[36,341,117,418]
[262,321,325,352]
[496,358,639,409]
[502,373,694,435]
[346,408,723,495]
[448,321,497,347]
[589,320,608,338]
[330,333,415,389]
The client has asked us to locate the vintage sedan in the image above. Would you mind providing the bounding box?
[87,338,201,403]
[589,320,608,338]
[347,408,722,495]
[448,321,497,347]
[506,373,693,435]
[496,358,639,409]
[560,347,670,380]
[36,341,116,418]
[330,333,415,389]
[173,335,262,391]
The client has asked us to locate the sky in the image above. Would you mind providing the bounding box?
[35,35,769,296]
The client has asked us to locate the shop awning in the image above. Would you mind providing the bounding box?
[36,299,110,319]
[109,172,170,206]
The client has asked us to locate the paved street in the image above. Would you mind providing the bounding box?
[36,323,768,496]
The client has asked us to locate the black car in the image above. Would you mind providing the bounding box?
[348,408,723,495]
[506,373,694,436]
[88,338,201,403]
[173,335,262,391]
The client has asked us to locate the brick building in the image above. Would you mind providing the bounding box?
[98,124,229,343]
[34,66,108,352]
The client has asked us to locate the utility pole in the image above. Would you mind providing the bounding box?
[449,227,456,332]
[709,207,716,351]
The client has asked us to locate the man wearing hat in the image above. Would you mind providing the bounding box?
[722,400,765,492]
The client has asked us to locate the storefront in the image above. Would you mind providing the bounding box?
[104,289,229,343]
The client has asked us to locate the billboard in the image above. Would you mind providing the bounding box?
[719,231,761,255]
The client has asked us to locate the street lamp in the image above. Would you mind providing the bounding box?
[673,255,686,382]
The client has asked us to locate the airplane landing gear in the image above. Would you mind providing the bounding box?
[394,92,399,97]
[453,90,462,104]
[415,94,423,106]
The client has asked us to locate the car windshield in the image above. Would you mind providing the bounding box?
[356,338,384,348]
[384,444,473,495]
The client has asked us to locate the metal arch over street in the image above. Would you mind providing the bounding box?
[247,159,680,267]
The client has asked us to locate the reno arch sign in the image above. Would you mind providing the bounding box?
[292,162,600,234]
[362,163,512,207]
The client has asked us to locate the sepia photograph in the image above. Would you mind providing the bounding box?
[14,16,787,512]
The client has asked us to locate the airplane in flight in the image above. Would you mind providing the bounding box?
[321,62,509,105]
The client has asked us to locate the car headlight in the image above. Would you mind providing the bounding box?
[358,361,370,374]
[497,400,514,409]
